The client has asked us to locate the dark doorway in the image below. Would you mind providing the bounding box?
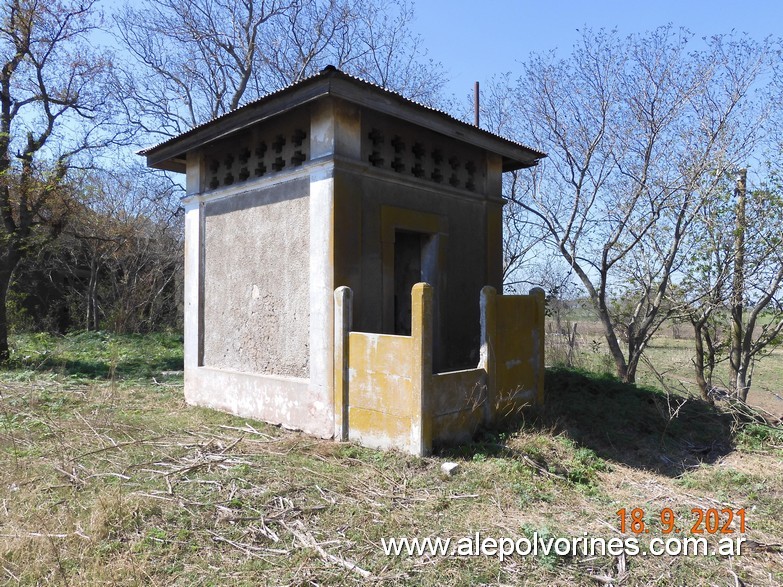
[393,230,424,335]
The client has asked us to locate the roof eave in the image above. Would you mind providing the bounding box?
[140,69,546,172]
[502,157,544,172]
[325,76,544,170]
[140,77,333,171]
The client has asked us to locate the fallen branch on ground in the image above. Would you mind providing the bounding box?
[280,519,372,579]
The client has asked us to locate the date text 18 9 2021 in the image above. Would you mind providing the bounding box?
[616,507,746,535]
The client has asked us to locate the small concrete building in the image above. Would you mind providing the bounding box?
[141,67,546,455]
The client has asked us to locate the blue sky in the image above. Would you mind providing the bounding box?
[411,0,783,102]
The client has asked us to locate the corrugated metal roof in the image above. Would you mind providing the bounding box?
[139,65,546,164]
[138,70,321,156]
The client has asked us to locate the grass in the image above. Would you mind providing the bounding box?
[6,330,184,382]
[1,333,782,585]
[546,316,783,417]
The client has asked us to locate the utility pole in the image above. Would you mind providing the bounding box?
[474,81,480,127]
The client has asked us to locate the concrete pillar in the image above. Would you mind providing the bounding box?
[486,200,504,291]
[309,168,335,420]
[183,151,204,392]
[311,98,361,160]
[333,286,352,440]
[480,285,497,425]
[411,282,433,456]
[485,153,504,291]
[309,98,360,422]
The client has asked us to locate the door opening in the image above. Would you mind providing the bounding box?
[393,230,423,335]
[392,229,439,336]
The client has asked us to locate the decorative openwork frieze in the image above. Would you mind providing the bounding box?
[364,125,480,192]
[205,128,309,191]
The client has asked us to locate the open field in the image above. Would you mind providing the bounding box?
[1,332,782,585]
[546,317,783,420]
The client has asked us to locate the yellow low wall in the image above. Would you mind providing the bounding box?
[431,367,486,445]
[346,332,414,451]
[481,286,545,421]
[334,283,545,456]
[334,284,432,455]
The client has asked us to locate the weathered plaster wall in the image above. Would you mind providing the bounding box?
[431,368,486,445]
[202,178,310,377]
[492,288,546,408]
[346,332,415,450]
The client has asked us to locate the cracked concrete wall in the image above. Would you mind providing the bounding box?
[202,177,310,377]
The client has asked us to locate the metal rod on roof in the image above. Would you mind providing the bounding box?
[474,81,480,127]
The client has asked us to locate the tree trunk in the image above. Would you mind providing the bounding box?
[737,369,750,402]
[626,348,641,384]
[86,258,99,331]
[692,319,713,403]
[0,270,11,362]
[593,298,630,381]
[0,241,22,361]
[0,255,20,362]
[626,327,644,384]
[736,352,753,402]
[601,310,630,381]
[729,169,746,396]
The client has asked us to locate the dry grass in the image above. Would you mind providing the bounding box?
[1,361,782,586]
[546,317,783,418]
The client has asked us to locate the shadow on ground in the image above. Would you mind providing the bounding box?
[52,356,184,379]
[6,331,184,381]
[445,367,735,478]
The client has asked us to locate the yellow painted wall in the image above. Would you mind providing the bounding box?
[349,334,413,412]
[431,368,486,445]
[334,283,545,456]
[494,289,546,413]
[346,332,414,449]
[340,283,432,454]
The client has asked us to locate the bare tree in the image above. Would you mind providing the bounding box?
[0,0,130,360]
[61,167,182,333]
[113,0,447,140]
[113,0,290,137]
[505,28,772,383]
[673,188,733,401]
[341,0,445,105]
[676,38,783,402]
[473,74,551,291]
[680,169,783,402]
